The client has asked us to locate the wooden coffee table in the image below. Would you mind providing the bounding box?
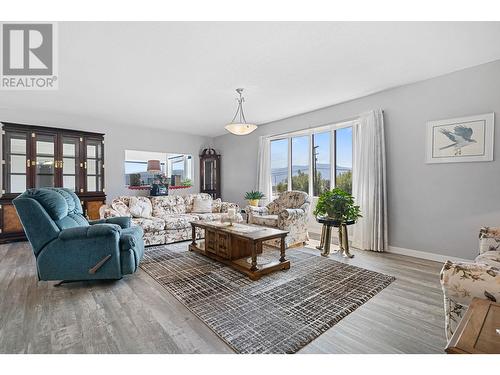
[189,221,289,280]
[445,298,500,354]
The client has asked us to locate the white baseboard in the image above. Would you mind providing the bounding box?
[386,246,472,263]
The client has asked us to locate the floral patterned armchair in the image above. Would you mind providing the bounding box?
[246,190,311,248]
[440,227,500,340]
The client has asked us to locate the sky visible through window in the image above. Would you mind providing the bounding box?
[336,127,352,170]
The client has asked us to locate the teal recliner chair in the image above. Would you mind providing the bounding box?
[13,188,144,284]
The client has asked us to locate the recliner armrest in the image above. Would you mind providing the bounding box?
[89,216,131,229]
[59,224,121,241]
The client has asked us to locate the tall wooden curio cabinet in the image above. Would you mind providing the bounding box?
[199,148,221,199]
[0,122,106,243]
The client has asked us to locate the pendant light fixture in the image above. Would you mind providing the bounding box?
[224,88,258,136]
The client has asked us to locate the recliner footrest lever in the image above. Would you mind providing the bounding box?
[88,254,112,274]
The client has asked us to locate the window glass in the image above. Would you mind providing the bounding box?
[10,175,26,193]
[291,136,309,193]
[270,139,288,197]
[312,131,331,196]
[335,126,353,194]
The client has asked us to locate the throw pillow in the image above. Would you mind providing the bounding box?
[111,198,131,217]
[129,196,153,218]
[212,198,222,213]
[192,197,213,213]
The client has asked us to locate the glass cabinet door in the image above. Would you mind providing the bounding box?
[34,133,56,188]
[203,159,216,191]
[4,131,29,194]
[61,136,80,192]
[85,138,104,192]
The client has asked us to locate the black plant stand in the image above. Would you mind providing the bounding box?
[315,217,356,258]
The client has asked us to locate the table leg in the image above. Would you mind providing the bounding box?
[340,224,354,258]
[321,225,332,257]
[190,225,197,247]
[250,241,259,271]
[279,236,286,262]
[316,224,325,250]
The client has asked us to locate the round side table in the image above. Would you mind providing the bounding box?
[315,217,356,258]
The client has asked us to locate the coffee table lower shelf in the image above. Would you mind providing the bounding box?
[189,240,290,281]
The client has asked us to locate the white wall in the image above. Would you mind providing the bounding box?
[0,109,212,200]
[213,60,500,260]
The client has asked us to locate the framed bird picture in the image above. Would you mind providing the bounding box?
[426,113,494,163]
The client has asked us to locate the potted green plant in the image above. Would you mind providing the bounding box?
[244,190,265,207]
[313,187,361,223]
[313,188,361,258]
[181,178,192,187]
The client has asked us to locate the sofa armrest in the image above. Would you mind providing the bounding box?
[99,204,120,219]
[440,260,500,307]
[59,224,121,241]
[279,208,306,220]
[246,205,268,214]
[89,216,131,229]
[479,227,500,254]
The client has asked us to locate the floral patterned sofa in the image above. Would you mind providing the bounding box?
[440,227,500,340]
[100,193,240,246]
[245,190,311,248]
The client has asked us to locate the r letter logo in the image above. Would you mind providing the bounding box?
[1,23,58,90]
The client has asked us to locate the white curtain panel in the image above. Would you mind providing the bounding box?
[256,136,272,205]
[352,109,388,252]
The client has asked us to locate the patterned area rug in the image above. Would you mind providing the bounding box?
[140,243,395,354]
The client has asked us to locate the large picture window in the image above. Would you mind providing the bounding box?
[269,121,354,198]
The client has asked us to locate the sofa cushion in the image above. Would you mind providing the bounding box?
[184,193,212,213]
[151,195,186,216]
[132,217,165,232]
[475,251,500,268]
[192,197,213,213]
[163,214,199,230]
[129,196,153,218]
[193,213,223,221]
[111,198,131,217]
[251,214,278,228]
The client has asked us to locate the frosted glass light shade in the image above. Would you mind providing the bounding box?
[224,123,258,136]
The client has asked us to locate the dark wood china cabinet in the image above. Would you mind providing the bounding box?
[199,148,221,199]
[0,122,106,243]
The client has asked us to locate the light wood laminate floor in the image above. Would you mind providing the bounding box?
[0,240,447,353]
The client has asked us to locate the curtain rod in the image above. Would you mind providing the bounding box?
[261,109,384,139]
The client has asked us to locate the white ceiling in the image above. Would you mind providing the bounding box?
[2,22,500,137]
